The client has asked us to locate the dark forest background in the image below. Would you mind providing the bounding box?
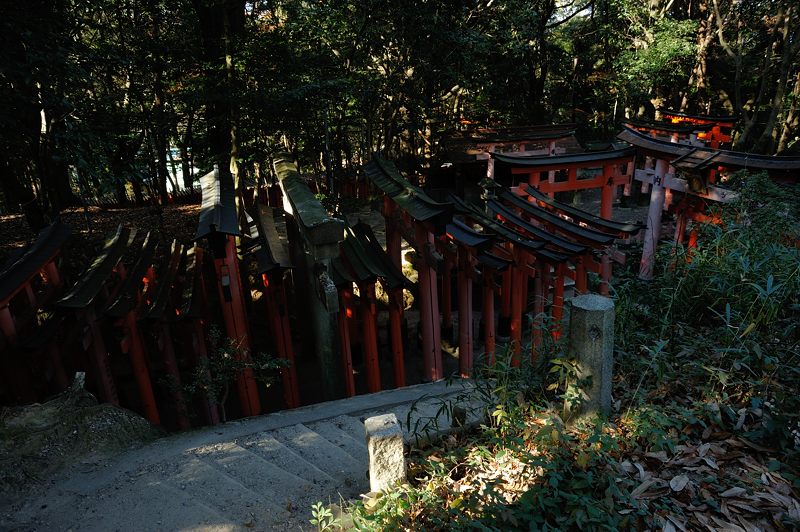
[2,0,798,224]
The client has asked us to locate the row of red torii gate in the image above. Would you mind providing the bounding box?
[1,111,799,428]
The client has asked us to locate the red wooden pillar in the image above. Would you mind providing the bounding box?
[442,256,453,336]
[551,263,566,340]
[263,273,300,408]
[122,312,160,424]
[532,264,546,354]
[457,246,473,377]
[85,308,119,405]
[384,197,406,387]
[214,235,260,417]
[509,250,526,365]
[674,210,688,244]
[547,140,557,198]
[388,287,405,388]
[600,164,614,220]
[0,306,15,342]
[575,254,588,294]
[415,224,442,381]
[192,319,220,425]
[157,324,190,430]
[44,261,62,290]
[338,287,356,397]
[384,198,402,269]
[360,282,381,392]
[499,246,513,336]
[600,250,612,296]
[482,269,496,366]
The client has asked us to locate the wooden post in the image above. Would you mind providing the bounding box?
[415,224,442,381]
[338,286,356,397]
[122,312,160,425]
[547,140,557,198]
[264,273,300,409]
[0,306,16,342]
[510,250,525,365]
[552,263,566,340]
[388,287,405,388]
[157,324,190,430]
[600,164,614,220]
[600,250,612,296]
[214,235,260,416]
[457,246,473,377]
[384,198,402,269]
[639,158,668,280]
[192,319,220,425]
[498,249,513,337]
[575,255,587,295]
[482,269,496,366]
[85,308,119,405]
[360,282,381,393]
[442,256,453,340]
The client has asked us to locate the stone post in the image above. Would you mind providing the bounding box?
[365,413,406,492]
[567,294,614,418]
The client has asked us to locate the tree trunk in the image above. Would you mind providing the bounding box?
[754,6,799,154]
[777,71,800,153]
[680,6,715,112]
[192,0,245,206]
[180,112,194,189]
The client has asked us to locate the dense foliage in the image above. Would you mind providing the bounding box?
[343,175,800,530]
[2,1,799,225]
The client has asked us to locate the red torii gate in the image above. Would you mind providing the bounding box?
[617,124,800,279]
[364,158,453,382]
[660,109,736,149]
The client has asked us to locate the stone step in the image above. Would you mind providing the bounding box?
[166,455,287,526]
[305,417,368,463]
[270,424,368,498]
[192,441,314,512]
[239,432,337,488]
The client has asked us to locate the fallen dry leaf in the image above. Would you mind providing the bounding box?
[670,474,690,492]
[720,486,748,498]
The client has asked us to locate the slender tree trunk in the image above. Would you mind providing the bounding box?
[777,71,800,153]
[681,7,715,111]
[755,6,799,154]
[180,112,194,189]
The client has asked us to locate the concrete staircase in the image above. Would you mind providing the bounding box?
[3,380,484,531]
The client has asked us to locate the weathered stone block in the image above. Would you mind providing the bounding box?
[567,294,615,418]
[364,413,406,492]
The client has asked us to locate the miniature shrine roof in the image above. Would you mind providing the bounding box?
[624,118,714,133]
[105,232,157,317]
[143,241,184,321]
[448,124,577,145]
[499,191,616,246]
[252,205,293,274]
[0,220,71,302]
[660,109,737,124]
[449,194,570,263]
[196,168,240,240]
[59,225,136,309]
[487,200,587,255]
[492,147,635,168]
[521,186,643,235]
[364,158,453,230]
[445,219,495,250]
[617,125,800,172]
